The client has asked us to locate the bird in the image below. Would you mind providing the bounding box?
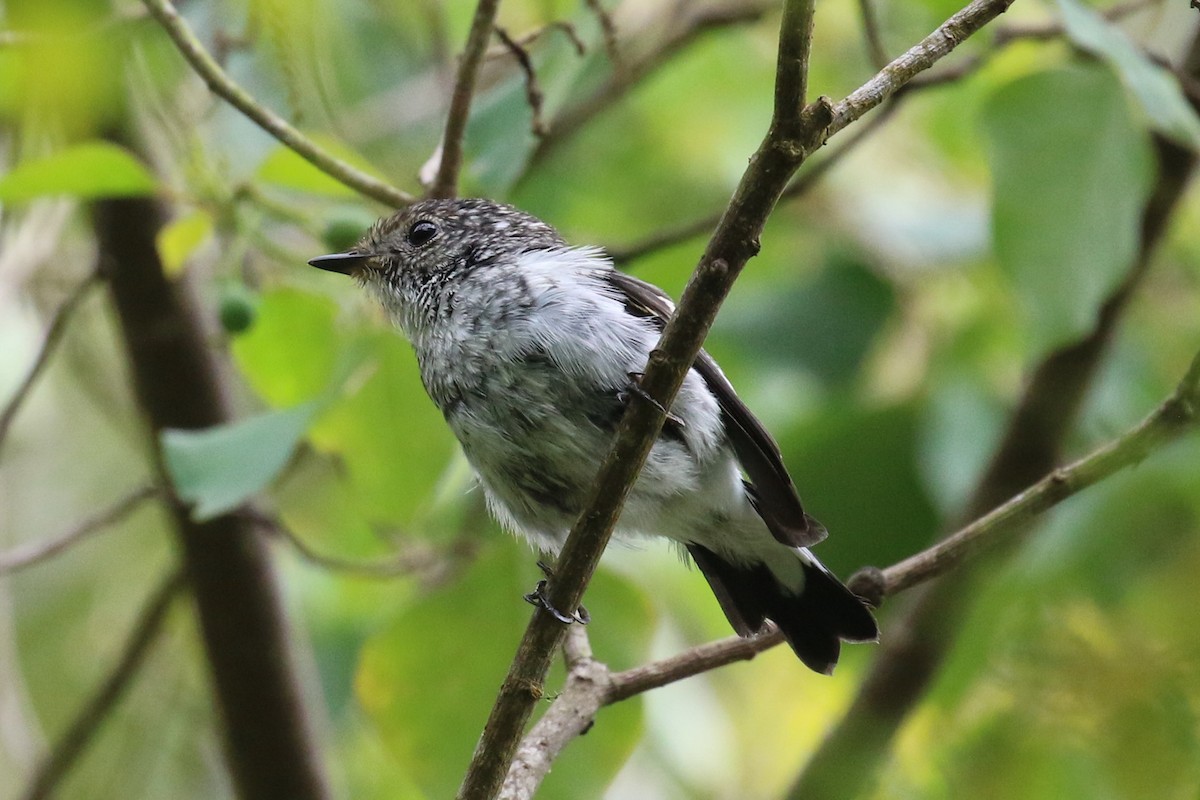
[309,197,877,673]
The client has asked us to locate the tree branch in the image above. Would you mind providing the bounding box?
[788,31,1200,797]
[827,0,1014,138]
[0,268,102,459]
[18,568,186,800]
[858,0,890,69]
[497,343,1200,797]
[0,485,158,575]
[523,0,775,172]
[610,100,900,265]
[458,0,1013,791]
[455,0,823,795]
[428,0,502,199]
[96,185,332,799]
[140,0,414,208]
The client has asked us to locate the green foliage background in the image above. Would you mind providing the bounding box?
[1,0,1199,797]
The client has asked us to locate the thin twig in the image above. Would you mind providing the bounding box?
[0,485,159,575]
[499,346,1200,798]
[610,100,901,265]
[429,0,503,199]
[139,0,414,207]
[19,568,186,800]
[584,0,621,67]
[857,0,890,69]
[525,0,775,171]
[484,21,587,59]
[494,27,548,137]
[827,0,1015,139]
[455,1,828,796]
[239,508,449,580]
[457,2,1024,795]
[0,269,102,459]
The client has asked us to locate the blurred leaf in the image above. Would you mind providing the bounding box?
[233,289,342,406]
[257,137,383,197]
[983,66,1154,356]
[355,541,537,799]
[161,402,319,521]
[918,375,1006,515]
[0,142,157,201]
[357,539,649,800]
[1057,0,1200,149]
[719,253,896,386]
[780,400,940,573]
[232,287,455,525]
[157,210,215,278]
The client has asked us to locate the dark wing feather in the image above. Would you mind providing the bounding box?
[604,269,827,548]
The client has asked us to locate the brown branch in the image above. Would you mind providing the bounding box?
[454,0,825,795]
[524,0,775,172]
[827,0,1014,138]
[96,179,331,798]
[0,485,159,575]
[429,0,503,199]
[788,37,1200,793]
[584,0,621,66]
[139,0,414,208]
[19,568,186,800]
[494,27,548,138]
[239,507,455,581]
[615,0,1163,264]
[610,100,901,265]
[497,343,1200,797]
[458,0,1013,792]
[0,268,102,459]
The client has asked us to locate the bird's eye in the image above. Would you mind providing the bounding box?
[406,220,438,247]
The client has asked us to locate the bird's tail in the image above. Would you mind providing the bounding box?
[687,543,878,674]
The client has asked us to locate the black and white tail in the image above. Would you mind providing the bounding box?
[687,544,878,674]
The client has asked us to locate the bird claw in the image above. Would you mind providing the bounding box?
[524,561,590,624]
[621,372,685,429]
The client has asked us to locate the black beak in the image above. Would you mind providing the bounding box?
[308,252,369,275]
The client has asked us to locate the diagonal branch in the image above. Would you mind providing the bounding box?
[429,0,503,198]
[0,268,102,459]
[140,0,414,207]
[19,568,186,800]
[456,0,1009,795]
[0,485,159,575]
[524,0,775,172]
[455,1,822,796]
[497,346,1200,798]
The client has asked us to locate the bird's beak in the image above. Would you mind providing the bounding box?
[308,251,370,276]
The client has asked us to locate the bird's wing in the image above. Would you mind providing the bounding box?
[603,268,827,548]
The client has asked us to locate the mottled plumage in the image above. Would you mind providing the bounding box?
[309,198,877,673]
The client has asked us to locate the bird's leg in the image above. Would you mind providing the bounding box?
[523,559,590,624]
[621,372,686,429]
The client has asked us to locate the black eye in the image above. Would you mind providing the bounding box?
[407,220,438,247]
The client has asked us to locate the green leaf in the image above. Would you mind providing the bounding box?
[156,210,214,278]
[161,402,319,521]
[983,66,1154,356]
[1057,0,1200,149]
[0,141,157,201]
[357,540,650,800]
[716,252,896,386]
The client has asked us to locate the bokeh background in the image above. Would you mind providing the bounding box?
[2,0,1200,798]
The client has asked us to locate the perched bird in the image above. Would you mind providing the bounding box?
[310,198,877,673]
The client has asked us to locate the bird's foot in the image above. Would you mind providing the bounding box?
[523,560,590,625]
[621,372,685,429]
